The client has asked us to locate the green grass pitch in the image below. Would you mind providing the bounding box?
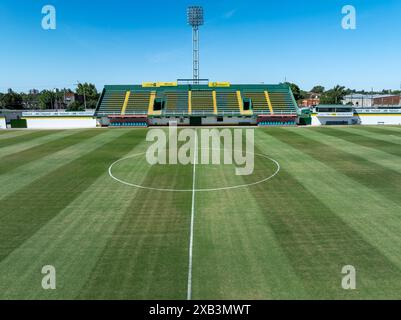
[0,125,401,300]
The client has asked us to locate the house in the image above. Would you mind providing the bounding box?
[343,94,400,108]
[64,92,84,106]
[301,92,321,107]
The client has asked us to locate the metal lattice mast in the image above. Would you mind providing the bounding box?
[187,6,204,84]
[192,26,199,83]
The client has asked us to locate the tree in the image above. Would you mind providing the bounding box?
[284,82,305,102]
[76,83,99,100]
[85,100,98,109]
[38,90,56,109]
[67,101,85,111]
[75,83,99,109]
[320,85,347,104]
[21,92,40,109]
[38,90,66,109]
[310,86,325,94]
[1,90,23,109]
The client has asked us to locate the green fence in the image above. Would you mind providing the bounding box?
[10,119,27,128]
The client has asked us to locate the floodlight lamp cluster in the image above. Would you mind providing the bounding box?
[187,6,204,27]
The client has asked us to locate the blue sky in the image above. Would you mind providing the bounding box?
[1,0,401,92]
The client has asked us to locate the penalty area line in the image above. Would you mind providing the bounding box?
[187,130,197,300]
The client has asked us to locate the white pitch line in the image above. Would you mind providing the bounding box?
[108,151,280,192]
[187,130,198,300]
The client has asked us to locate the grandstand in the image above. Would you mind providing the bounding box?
[164,90,189,115]
[215,90,241,115]
[95,82,299,126]
[125,91,152,115]
[190,90,215,115]
[96,90,126,115]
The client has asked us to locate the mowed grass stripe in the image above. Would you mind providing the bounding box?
[0,130,83,159]
[0,130,62,148]
[346,127,401,146]
[0,136,151,300]
[272,128,401,207]
[0,130,35,140]
[192,132,306,299]
[0,130,122,201]
[257,130,401,279]
[0,130,147,263]
[314,127,401,158]
[0,130,102,175]
[79,135,192,299]
[355,126,401,136]
[291,128,401,174]
[253,130,401,299]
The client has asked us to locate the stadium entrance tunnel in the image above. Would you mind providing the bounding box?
[190,117,202,126]
[108,150,280,192]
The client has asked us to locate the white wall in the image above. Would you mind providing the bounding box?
[357,115,401,126]
[311,116,354,126]
[311,114,401,126]
[343,96,374,108]
[24,117,97,129]
[0,117,6,129]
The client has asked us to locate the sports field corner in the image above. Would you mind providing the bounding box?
[0,125,401,300]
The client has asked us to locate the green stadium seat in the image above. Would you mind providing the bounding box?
[216,91,241,115]
[125,91,151,115]
[97,91,126,115]
[164,90,189,115]
[191,90,214,115]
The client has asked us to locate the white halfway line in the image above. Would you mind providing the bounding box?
[187,130,197,300]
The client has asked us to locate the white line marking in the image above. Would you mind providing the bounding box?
[108,150,280,192]
[187,130,197,300]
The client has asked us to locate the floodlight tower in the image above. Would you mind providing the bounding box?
[187,6,204,84]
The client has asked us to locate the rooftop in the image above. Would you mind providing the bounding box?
[344,94,400,99]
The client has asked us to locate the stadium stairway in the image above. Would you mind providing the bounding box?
[149,91,161,115]
[264,91,274,114]
[121,91,131,115]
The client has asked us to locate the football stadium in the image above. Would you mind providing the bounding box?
[95,82,298,127]
[1,1,401,305]
[1,125,401,300]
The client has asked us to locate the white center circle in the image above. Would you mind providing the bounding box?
[108,150,280,192]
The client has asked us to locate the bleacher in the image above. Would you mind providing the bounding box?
[269,88,297,114]
[164,91,189,114]
[216,91,241,115]
[243,91,270,114]
[190,90,215,115]
[97,91,125,115]
[95,83,299,121]
[125,91,151,115]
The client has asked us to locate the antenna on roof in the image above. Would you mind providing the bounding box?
[187,6,204,85]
